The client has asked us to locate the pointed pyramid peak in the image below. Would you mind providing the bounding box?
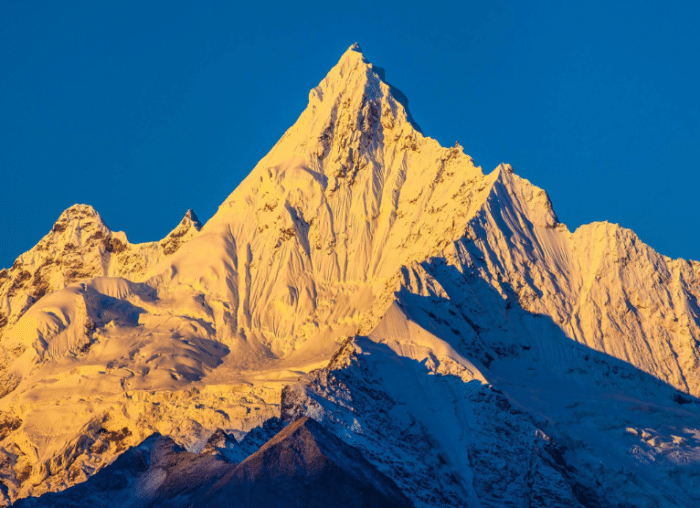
[292,44,422,148]
[159,209,203,255]
[213,44,429,215]
[322,42,373,85]
[492,163,561,228]
[184,209,203,231]
[336,42,367,66]
[347,42,363,54]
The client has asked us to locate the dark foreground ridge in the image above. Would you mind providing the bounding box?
[14,417,412,508]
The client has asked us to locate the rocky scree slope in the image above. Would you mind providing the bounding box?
[1,43,700,507]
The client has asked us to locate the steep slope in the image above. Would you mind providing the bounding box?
[1,43,700,507]
[282,333,592,508]
[455,165,700,396]
[145,42,496,361]
[284,268,700,507]
[199,416,412,508]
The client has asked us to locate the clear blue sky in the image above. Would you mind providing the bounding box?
[1,1,699,268]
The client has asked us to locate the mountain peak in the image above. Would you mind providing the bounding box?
[310,43,375,100]
[226,43,423,188]
[158,209,203,256]
[184,209,203,231]
[347,42,363,53]
[47,204,113,244]
[335,42,367,67]
[55,204,106,229]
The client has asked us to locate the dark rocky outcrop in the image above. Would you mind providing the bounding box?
[197,417,412,508]
[13,417,411,508]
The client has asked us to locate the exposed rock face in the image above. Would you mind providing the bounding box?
[1,44,700,507]
[157,209,202,257]
[200,417,412,508]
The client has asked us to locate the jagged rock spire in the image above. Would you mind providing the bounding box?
[184,209,203,231]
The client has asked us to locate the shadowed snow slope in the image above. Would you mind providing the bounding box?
[14,417,412,508]
[199,416,412,508]
[1,44,700,507]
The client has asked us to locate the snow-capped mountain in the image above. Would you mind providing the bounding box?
[0,206,202,337]
[1,43,700,507]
